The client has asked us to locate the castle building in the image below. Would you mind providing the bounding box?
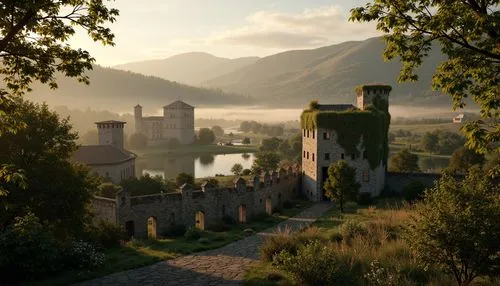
[73,120,136,183]
[134,100,195,146]
[301,85,392,201]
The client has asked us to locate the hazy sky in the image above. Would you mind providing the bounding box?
[72,0,379,66]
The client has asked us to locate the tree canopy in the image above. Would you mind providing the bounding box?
[0,99,99,238]
[449,147,486,173]
[323,160,361,213]
[197,128,215,145]
[406,168,500,286]
[390,149,420,172]
[350,0,499,154]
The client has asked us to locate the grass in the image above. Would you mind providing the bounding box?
[390,123,461,134]
[131,144,258,156]
[243,200,456,286]
[31,199,312,286]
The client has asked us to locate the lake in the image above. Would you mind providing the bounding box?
[138,153,255,179]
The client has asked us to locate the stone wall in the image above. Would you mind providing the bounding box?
[386,172,442,193]
[91,196,117,224]
[116,167,301,237]
[302,128,386,201]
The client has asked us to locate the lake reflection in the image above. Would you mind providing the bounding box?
[138,153,255,179]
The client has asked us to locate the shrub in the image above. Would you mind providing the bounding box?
[241,168,252,176]
[402,180,426,202]
[66,240,105,269]
[184,227,204,240]
[176,172,194,186]
[357,192,374,206]
[0,213,64,282]
[273,240,356,286]
[260,230,300,262]
[163,224,187,238]
[340,219,367,239]
[93,220,126,248]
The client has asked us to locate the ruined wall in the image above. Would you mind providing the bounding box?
[91,196,117,224]
[116,167,300,237]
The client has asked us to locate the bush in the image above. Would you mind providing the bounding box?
[273,240,356,286]
[66,240,105,269]
[176,172,194,186]
[0,213,65,282]
[241,168,252,176]
[163,224,187,237]
[260,231,300,262]
[340,219,367,239]
[93,220,126,248]
[402,180,426,202]
[357,192,374,206]
[184,227,204,240]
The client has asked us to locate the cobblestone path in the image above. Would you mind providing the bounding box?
[79,202,331,286]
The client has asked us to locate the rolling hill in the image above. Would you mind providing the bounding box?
[27,65,252,113]
[114,52,260,86]
[203,37,450,107]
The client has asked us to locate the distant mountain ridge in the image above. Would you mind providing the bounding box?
[28,65,251,113]
[203,37,449,107]
[114,52,260,85]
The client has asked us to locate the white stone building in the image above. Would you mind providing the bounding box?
[302,85,391,201]
[134,100,195,146]
[73,120,136,183]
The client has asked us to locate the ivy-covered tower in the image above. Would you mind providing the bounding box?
[301,84,391,201]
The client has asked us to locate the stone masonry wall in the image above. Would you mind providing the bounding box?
[116,167,300,237]
[302,128,386,201]
[91,196,117,224]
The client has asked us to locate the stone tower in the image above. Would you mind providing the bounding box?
[96,120,126,150]
[134,104,143,134]
[356,85,391,111]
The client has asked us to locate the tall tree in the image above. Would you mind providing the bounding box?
[406,168,500,286]
[390,149,420,172]
[230,163,243,176]
[350,1,499,154]
[323,160,360,213]
[0,0,119,196]
[251,151,280,173]
[197,128,215,145]
[449,147,486,173]
[0,99,99,238]
[211,125,224,137]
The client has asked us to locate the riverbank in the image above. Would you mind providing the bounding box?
[131,144,258,157]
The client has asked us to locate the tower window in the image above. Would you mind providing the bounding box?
[307,152,309,159]
[307,130,310,138]
[323,132,330,140]
[312,131,315,139]
[303,151,306,158]
[312,153,315,162]
[341,153,344,159]
[324,153,330,160]
[303,130,306,137]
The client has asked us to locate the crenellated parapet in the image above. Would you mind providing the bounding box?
[112,167,302,238]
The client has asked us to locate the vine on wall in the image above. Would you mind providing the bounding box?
[301,95,390,170]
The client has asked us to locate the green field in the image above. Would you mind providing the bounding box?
[390,122,461,134]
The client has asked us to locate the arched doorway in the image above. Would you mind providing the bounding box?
[195,211,205,230]
[147,216,157,239]
[265,196,272,215]
[125,220,135,239]
[239,205,247,223]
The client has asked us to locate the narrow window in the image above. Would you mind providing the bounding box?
[312,131,315,139]
[341,153,344,160]
[303,151,306,158]
[312,153,315,162]
[307,152,309,159]
[323,132,330,140]
[303,130,306,137]
[324,153,330,160]
[307,130,310,138]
